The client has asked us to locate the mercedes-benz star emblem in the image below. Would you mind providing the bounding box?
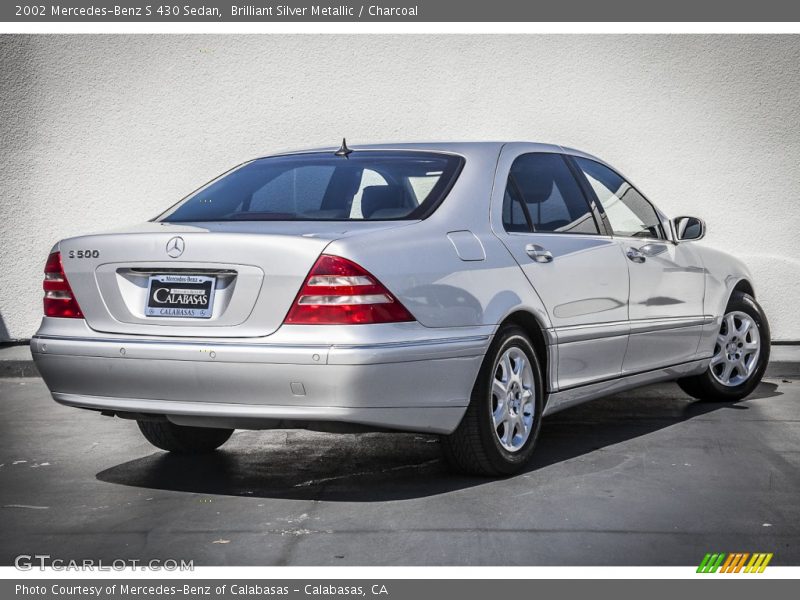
[166,236,185,258]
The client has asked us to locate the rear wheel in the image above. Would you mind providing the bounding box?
[442,324,544,476]
[677,291,770,402]
[137,420,233,454]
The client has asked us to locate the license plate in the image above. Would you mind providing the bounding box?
[145,274,216,319]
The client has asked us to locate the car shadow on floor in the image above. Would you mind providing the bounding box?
[96,382,782,502]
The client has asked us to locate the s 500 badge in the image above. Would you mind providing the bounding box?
[67,249,100,259]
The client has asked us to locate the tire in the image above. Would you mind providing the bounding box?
[137,420,233,454]
[442,324,544,476]
[677,291,770,402]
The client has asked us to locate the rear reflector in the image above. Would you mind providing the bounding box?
[284,255,414,325]
[43,251,84,318]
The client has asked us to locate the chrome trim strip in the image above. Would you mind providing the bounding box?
[31,333,490,366]
[628,316,712,335]
[329,338,489,365]
[555,315,713,344]
[124,268,238,275]
[555,321,629,344]
[332,335,490,350]
[543,358,708,416]
[32,333,489,352]
[33,336,328,365]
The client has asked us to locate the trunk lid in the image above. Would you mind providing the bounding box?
[58,221,411,337]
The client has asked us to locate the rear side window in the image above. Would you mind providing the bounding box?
[575,157,666,240]
[159,151,463,222]
[503,153,599,235]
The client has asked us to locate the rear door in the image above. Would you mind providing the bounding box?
[491,147,631,389]
[571,156,706,373]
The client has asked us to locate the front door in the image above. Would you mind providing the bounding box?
[571,156,706,373]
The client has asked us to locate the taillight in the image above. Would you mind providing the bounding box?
[284,255,414,325]
[43,251,83,318]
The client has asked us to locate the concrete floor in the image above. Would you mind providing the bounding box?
[0,377,798,566]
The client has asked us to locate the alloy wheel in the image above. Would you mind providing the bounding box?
[491,346,536,452]
[710,310,761,387]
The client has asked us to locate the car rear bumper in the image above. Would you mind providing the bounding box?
[31,331,489,434]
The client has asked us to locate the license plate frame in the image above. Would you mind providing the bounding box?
[144,274,216,319]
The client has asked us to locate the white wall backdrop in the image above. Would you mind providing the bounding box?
[1,35,799,341]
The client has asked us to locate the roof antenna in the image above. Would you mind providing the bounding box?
[334,138,353,158]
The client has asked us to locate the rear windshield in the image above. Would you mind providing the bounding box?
[158,151,464,222]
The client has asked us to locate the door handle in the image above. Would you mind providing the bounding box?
[525,244,553,263]
[626,247,646,263]
[639,243,668,257]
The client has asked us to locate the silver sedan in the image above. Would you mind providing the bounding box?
[32,142,770,476]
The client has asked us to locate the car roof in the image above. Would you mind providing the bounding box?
[259,141,603,163]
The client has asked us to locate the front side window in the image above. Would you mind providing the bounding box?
[502,153,599,235]
[158,151,463,222]
[575,157,666,240]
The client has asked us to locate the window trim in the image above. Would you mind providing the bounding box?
[566,155,669,243]
[562,154,614,237]
[505,172,535,231]
[154,150,466,223]
[500,152,603,236]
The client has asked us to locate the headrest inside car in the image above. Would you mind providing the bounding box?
[516,174,555,204]
[361,185,408,218]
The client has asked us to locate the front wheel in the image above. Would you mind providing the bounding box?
[677,291,770,402]
[442,324,544,476]
[137,420,233,454]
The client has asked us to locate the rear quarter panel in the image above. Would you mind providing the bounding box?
[323,145,552,332]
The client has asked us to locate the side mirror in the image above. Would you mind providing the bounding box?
[674,216,705,241]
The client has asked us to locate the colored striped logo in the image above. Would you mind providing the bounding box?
[697,553,773,573]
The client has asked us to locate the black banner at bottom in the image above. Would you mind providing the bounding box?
[3,579,797,600]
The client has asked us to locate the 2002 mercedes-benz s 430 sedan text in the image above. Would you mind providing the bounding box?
[32,141,770,475]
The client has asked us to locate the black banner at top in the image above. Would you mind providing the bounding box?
[3,0,800,22]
